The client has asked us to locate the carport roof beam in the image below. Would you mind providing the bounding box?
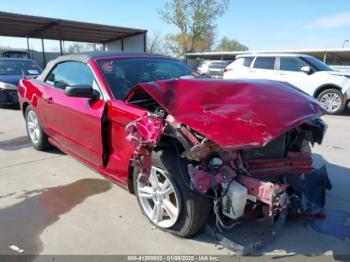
[0,11,147,44]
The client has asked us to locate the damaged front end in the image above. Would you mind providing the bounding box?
[124,79,331,247]
[181,118,330,224]
[125,112,165,184]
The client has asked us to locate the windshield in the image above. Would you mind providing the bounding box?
[97,58,193,99]
[302,56,334,72]
[198,60,211,67]
[209,61,231,69]
[0,60,42,76]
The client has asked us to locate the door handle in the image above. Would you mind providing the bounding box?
[45,97,54,104]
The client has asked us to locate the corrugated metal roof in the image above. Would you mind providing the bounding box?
[0,11,146,43]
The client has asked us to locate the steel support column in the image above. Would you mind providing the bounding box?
[58,23,63,55]
[26,37,30,58]
[143,32,147,52]
[59,40,63,55]
[41,39,46,66]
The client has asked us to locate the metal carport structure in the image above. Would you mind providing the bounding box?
[0,11,147,65]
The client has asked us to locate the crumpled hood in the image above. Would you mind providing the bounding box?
[126,79,326,149]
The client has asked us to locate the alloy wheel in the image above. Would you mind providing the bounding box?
[137,166,180,228]
[27,110,40,144]
[319,92,342,113]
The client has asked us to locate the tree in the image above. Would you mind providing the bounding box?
[67,43,88,53]
[147,32,178,56]
[216,36,248,51]
[159,0,229,57]
[66,43,102,53]
[147,32,168,55]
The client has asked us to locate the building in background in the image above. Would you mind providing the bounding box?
[186,48,350,73]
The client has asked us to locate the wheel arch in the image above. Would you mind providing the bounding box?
[127,135,185,194]
[313,84,343,99]
[22,102,29,117]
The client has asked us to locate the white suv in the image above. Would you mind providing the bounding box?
[223,54,350,114]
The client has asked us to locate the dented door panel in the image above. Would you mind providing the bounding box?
[104,100,148,180]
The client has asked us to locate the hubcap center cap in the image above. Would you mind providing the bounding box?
[154,190,164,201]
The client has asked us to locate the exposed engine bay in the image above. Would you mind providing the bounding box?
[124,79,332,253]
[126,112,330,221]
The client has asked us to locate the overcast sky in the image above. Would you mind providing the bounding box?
[0,0,350,51]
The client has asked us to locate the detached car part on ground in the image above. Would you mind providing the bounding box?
[18,52,332,249]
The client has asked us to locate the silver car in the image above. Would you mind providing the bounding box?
[196,60,232,78]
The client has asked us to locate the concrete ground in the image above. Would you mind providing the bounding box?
[0,107,349,261]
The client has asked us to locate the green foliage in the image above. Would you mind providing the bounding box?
[159,0,229,56]
[215,36,248,51]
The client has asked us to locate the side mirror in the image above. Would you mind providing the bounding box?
[65,85,100,99]
[301,66,311,75]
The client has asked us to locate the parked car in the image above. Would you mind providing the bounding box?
[195,60,211,75]
[196,60,231,77]
[223,54,350,114]
[2,50,30,59]
[18,52,330,240]
[0,58,42,107]
[207,60,232,79]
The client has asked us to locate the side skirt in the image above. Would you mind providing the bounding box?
[48,137,129,189]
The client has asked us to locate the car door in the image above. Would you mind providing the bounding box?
[248,56,277,80]
[42,61,105,168]
[223,57,254,79]
[275,56,316,96]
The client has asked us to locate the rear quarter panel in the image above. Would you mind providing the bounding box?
[18,78,55,136]
[18,79,44,118]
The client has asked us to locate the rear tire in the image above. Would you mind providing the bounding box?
[25,106,50,151]
[134,147,211,237]
[317,88,345,115]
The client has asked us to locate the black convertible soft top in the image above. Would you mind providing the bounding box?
[36,51,173,81]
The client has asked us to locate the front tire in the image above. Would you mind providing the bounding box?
[317,88,345,115]
[25,106,50,151]
[134,147,211,237]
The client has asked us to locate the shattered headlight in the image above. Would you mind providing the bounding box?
[0,82,17,90]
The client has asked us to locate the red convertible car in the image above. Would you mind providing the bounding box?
[18,52,331,238]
